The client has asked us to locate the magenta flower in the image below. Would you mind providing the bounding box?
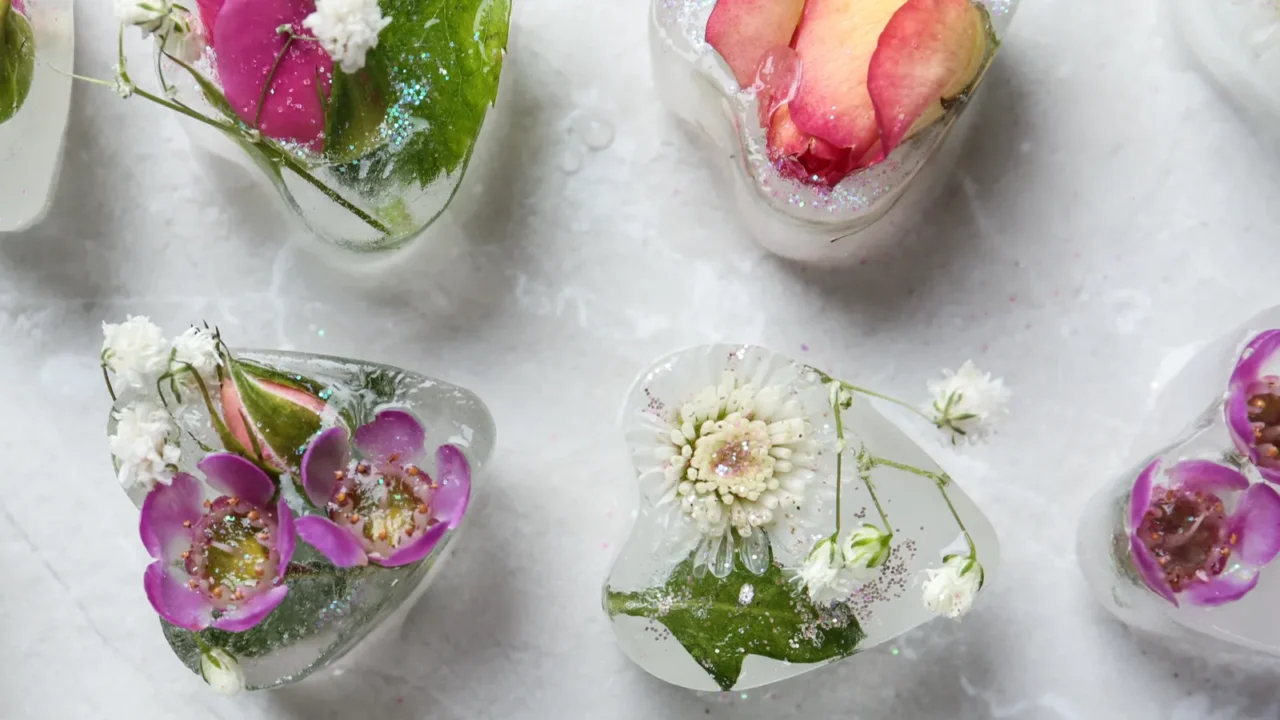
[1127,458,1280,607]
[199,0,333,150]
[141,454,296,631]
[295,410,471,568]
[1227,330,1280,482]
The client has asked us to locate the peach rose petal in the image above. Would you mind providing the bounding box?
[789,0,908,153]
[868,0,987,156]
[706,0,806,89]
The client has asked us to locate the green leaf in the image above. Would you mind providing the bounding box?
[324,59,393,165]
[343,0,510,188]
[605,553,865,691]
[230,359,327,473]
[0,0,34,126]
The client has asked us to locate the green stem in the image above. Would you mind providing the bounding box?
[829,383,893,542]
[268,148,391,235]
[254,33,294,130]
[101,363,117,402]
[866,455,976,558]
[859,455,892,534]
[839,381,935,424]
[94,35,392,238]
[832,385,845,537]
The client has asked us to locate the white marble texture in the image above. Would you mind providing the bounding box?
[4,0,1280,718]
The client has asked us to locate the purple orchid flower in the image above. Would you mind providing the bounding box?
[140,454,296,631]
[1227,330,1280,483]
[1127,458,1280,607]
[295,410,471,569]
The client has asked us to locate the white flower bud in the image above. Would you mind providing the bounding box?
[200,647,245,695]
[841,524,891,574]
[921,555,983,619]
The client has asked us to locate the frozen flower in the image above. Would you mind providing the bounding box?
[302,0,392,74]
[926,361,1010,444]
[110,402,181,492]
[1127,459,1280,607]
[141,454,295,631]
[295,410,470,568]
[1226,330,1280,482]
[841,524,891,573]
[219,359,332,472]
[171,326,222,378]
[645,368,823,578]
[792,538,843,601]
[922,554,982,619]
[163,23,207,62]
[102,315,169,389]
[792,531,881,604]
[116,0,190,38]
[199,647,244,695]
[656,371,817,539]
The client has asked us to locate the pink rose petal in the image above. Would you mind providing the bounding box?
[213,0,333,150]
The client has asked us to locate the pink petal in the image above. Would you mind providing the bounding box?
[378,522,447,568]
[196,0,225,45]
[354,410,426,465]
[1225,389,1257,462]
[212,585,289,632]
[144,563,214,631]
[432,445,471,530]
[1181,569,1260,607]
[139,473,204,562]
[301,427,350,507]
[1168,460,1250,497]
[295,515,368,568]
[1128,535,1177,606]
[198,453,275,507]
[1128,460,1159,531]
[275,498,297,568]
[1231,330,1280,391]
[1230,483,1280,566]
[213,0,333,150]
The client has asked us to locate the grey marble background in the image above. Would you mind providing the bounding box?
[4,0,1280,717]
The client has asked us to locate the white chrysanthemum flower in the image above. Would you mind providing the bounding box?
[102,316,169,389]
[200,648,245,695]
[841,524,891,572]
[926,361,1010,444]
[922,555,983,619]
[109,402,181,493]
[303,0,392,74]
[171,326,222,377]
[654,371,817,539]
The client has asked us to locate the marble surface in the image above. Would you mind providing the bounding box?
[4,0,1280,718]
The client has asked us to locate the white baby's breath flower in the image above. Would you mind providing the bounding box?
[654,371,817,539]
[200,648,245,695]
[303,0,392,74]
[102,316,169,389]
[163,23,206,62]
[841,524,891,573]
[109,401,181,493]
[792,534,879,604]
[926,361,1010,445]
[921,555,983,619]
[171,326,222,377]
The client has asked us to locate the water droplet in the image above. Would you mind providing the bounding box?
[559,148,583,174]
[570,112,615,151]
